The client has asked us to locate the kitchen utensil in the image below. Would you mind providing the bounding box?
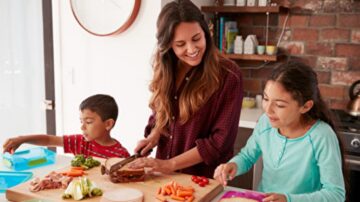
[101,148,152,175]
[348,80,360,117]
[2,147,55,171]
[0,171,33,193]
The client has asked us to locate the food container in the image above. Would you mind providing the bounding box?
[0,171,33,193]
[218,190,265,201]
[2,147,55,171]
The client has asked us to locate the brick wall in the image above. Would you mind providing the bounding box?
[237,0,360,110]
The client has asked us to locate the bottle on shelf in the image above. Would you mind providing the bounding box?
[234,35,244,54]
[247,0,257,6]
[236,0,246,6]
[244,35,258,54]
[258,0,267,6]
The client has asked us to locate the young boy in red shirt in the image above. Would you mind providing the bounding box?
[3,94,130,158]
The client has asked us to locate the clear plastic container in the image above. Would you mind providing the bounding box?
[0,171,33,193]
[2,147,55,171]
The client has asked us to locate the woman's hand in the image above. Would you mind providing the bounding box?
[213,162,238,186]
[128,157,175,174]
[3,136,23,154]
[262,193,287,202]
[134,130,160,156]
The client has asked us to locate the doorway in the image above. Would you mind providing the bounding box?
[0,0,55,153]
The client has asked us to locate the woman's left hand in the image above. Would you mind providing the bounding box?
[127,157,175,174]
[262,193,287,202]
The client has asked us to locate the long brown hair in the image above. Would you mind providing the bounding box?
[150,0,224,134]
[269,61,348,194]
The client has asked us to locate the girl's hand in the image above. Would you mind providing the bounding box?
[3,136,23,154]
[128,157,175,173]
[262,193,287,202]
[134,131,160,156]
[213,162,238,186]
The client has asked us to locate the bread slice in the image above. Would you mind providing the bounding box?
[103,158,145,183]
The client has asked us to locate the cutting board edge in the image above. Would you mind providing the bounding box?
[198,183,224,202]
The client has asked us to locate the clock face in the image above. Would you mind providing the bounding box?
[70,0,141,36]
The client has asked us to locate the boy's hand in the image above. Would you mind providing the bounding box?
[262,193,287,202]
[3,136,23,154]
[134,131,160,156]
[213,162,238,186]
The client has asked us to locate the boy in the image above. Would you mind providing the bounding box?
[3,94,130,158]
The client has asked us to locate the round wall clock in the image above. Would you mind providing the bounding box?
[70,0,141,36]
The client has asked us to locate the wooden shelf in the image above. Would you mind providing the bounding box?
[201,5,281,13]
[224,54,277,61]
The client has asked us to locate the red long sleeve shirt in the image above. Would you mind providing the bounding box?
[145,58,243,178]
[63,134,130,158]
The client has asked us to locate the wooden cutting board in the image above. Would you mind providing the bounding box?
[6,160,223,202]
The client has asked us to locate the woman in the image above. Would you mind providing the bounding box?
[129,0,243,178]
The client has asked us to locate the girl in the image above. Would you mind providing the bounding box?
[214,62,346,202]
[129,0,243,178]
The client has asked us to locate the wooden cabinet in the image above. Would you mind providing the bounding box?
[201,5,284,63]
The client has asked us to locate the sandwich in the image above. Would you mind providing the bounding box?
[101,157,145,183]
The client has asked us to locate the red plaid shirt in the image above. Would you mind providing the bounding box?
[63,134,130,158]
[145,58,243,178]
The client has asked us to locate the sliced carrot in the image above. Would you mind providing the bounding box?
[177,190,194,198]
[64,170,84,177]
[170,194,185,201]
[71,166,85,170]
[186,196,194,202]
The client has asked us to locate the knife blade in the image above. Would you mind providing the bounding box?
[107,148,153,174]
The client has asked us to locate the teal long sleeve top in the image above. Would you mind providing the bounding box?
[230,114,345,202]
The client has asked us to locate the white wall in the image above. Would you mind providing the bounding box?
[53,0,213,154]
[53,1,160,153]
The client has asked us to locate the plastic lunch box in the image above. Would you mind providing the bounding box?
[2,147,55,171]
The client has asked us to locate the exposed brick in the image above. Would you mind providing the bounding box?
[317,57,348,71]
[320,28,350,42]
[290,55,317,68]
[323,0,337,13]
[306,42,333,56]
[349,58,360,71]
[339,14,360,28]
[236,15,253,26]
[339,0,357,13]
[252,14,278,26]
[251,68,273,79]
[335,44,360,57]
[319,84,346,99]
[238,27,264,39]
[292,0,323,12]
[279,14,308,28]
[329,100,349,110]
[279,41,305,55]
[239,69,251,78]
[292,28,318,41]
[351,30,360,43]
[315,71,331,84]
[332,71,360,85]
[243,78,262,93]
[309,15,336,27]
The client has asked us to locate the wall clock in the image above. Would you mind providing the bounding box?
[70,0,141,36]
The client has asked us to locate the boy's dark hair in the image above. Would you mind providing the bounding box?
[79,94,118,123]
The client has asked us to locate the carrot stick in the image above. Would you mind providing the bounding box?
[170,194,185,201]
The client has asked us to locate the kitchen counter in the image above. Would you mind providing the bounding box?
[1,154,251,201]
[239,108,263,129]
